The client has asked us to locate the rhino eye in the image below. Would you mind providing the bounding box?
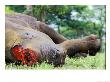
[55,55,59,58]
[25,32,29,35]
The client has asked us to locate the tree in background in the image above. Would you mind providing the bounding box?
[6,5,26,13]
[23,5,33,16]
[5,5,106,41]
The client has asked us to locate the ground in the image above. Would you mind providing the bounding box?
[5,53,105,70]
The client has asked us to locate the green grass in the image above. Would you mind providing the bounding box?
[5,53,105,70]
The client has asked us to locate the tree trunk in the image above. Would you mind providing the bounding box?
[24,5,33,16]
[57,26,60,33]
[39,6,46,22]
[98,8,105,52]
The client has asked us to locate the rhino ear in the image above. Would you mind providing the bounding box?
[91,36,97,40]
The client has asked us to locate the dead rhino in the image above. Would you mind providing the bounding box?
[6,13,67,44]
[5,18,66,67]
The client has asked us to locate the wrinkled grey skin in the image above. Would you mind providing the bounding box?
[6,13,37,28]
[22,39,66,67]
[59,35,101,58]
[6,13,67,44]
[40,43,66,67]
[5,18,66,67]
[88,39,101,56]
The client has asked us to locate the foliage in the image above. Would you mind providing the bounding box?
[5,5,106,38]
[5,6,14,14]
[6,5,26,13]
[5,53,105,70]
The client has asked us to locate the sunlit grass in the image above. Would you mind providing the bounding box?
[5,53,105,70]
[61,53,105,69]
